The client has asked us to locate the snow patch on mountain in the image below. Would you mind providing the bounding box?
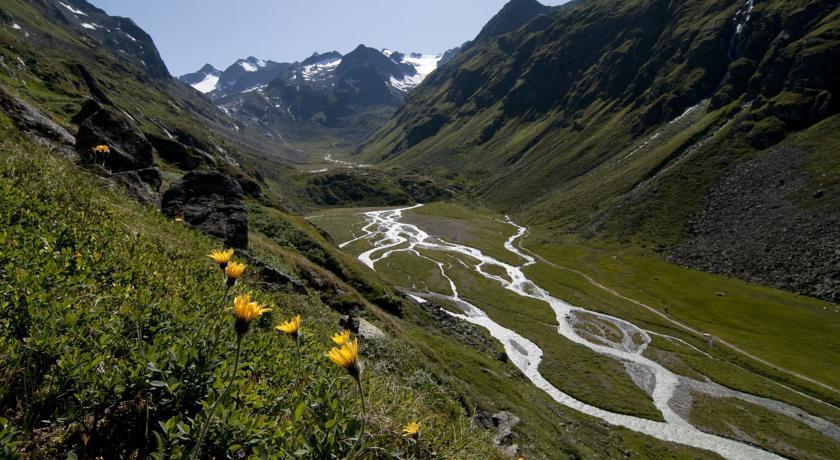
[58,1,87,16]
[240,61,258,72]
[242,84,268,93]
[193,73,220,93]
[80,23,98,30]
[11,23,22,30]
[389,52,442,91]
[302,58,342,81]
[404,53,441,79]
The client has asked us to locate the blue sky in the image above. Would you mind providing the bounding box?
[89,0,569,76]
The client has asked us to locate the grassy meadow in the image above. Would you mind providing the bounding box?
[309,201,840,459]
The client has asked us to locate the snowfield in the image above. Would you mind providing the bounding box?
[390,52,442,91]
[192,73,220,93]
[302,58,342,81]
[240,61,258,72]
[59,1,87,15]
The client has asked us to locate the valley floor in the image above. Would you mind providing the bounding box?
[309,202,840,459]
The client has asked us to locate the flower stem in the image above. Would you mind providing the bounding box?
[192,335,242,459]
[348,377,367,459]
[207,285,231,355]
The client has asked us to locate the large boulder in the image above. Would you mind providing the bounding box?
[75,107,154,172]
[147,134,216,171]
[0,85,75,147]
[161,171,248,248]
[111,167,163,208]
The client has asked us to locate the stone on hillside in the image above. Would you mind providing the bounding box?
[111,167,163,208]
[358,318,386,340]
[472,411,520,446]
[491,411,520,445]
[147,134,216,171]
[339,315,361,333]
[161,171,248,248]
[0,85,75,147]
[75,107,154,172]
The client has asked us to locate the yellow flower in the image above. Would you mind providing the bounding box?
[276,314,301,338]
[331,330,352,346]
[208,248,234,269]
[92,144,111,154]
[231,293,271,336]
[225,261,247,286]
[402,420,421,438]
[326,338,361,380]
[174,216,184,223]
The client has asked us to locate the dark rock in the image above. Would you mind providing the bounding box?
[111,167,162,208]
[147,134,216,170]
[491,411,520,445]
[161,171,248,248]
[75,107,154,172]
[473,410,520,446]
[0,84,75,146]
[71,98,102,125]
[472,411,495,430]
[339,315,361,333]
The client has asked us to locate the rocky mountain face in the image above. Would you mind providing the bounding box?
[0,0,309,239]
[179,45,445,133]
[359,0,840,302]
[26,0,171,78]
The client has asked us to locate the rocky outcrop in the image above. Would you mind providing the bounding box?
[473,410,521,454]
[0,85,75,147]
[161,171,249,249]
[111,167,163,208]
[358,318,386,340]
[73,105,163,206]
[147,134,216,171]
[75,107,154,171]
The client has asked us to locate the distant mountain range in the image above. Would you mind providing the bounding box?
[179,46,458,128]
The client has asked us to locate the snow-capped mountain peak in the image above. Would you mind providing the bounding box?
[180,64,221,93]
[385,51,443,91]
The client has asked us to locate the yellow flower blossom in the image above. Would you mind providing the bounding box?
[402,420,421,438]
[231,294,271,336]
[92,144,110,154]
[326,338,361,380]
[208,248,234,269]
[276,314,302,338]
[224,261,246,286]
[331,330,352,346]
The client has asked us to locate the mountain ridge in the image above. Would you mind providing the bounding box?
[359,0,840,302]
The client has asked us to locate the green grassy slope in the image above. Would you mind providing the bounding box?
[0,118,503,458]
[310,201,840,459]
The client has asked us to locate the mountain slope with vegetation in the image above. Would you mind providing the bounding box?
[0,122,500,459]
[0,1,507,458]
[359,0,840,302]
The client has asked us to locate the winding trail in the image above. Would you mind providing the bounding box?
[337,205,840,459]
